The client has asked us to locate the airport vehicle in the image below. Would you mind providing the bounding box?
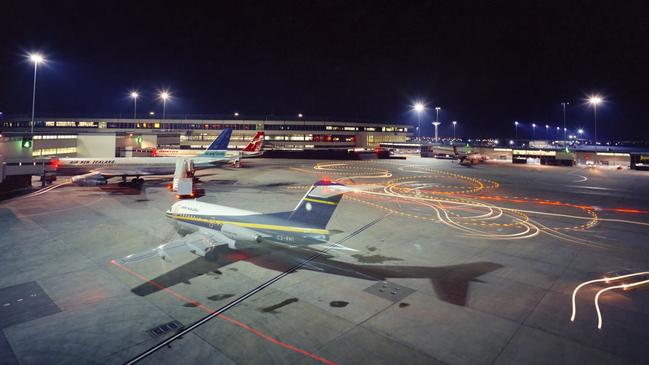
[154,131,265,158]
[454,145,486,166]
[118,178,358,263]
[53,129,233,186]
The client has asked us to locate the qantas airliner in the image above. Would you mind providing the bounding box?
[154,131,265,158]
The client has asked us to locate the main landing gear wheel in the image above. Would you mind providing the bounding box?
[205,247,219,261]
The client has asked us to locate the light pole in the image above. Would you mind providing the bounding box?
[452,120,457,141]
[413,103,424,141]
[532,123,536,139]
[130,91,139,120]
[588,95,602,151]
[432,122,441,142]
[556,126,560,139]
[564,128,567,147]
[578,128,584,140]
[545,124,549,139]
[28,53,44,135]
[514,121,519,139]
[159,91,170,120]
[435,106,441,125]
[561,102,569,146]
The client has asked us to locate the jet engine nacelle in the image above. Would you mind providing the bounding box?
[221,224,262,243]
[71,173,108,186]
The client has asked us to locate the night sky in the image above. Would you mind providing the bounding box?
[2,1,649,139]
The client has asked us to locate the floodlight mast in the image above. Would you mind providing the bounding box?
[28,53,45,135]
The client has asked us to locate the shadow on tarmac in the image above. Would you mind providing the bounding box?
[130,244,502,307]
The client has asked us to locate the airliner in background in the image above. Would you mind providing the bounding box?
[154,131,265,158]
[118,178,359,263]
[53,129,233,186]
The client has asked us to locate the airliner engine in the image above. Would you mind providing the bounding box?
[221,224,263,243]
[71,173,108,186]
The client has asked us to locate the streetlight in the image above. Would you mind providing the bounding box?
[514,121,519,139]
[532,123,536,139]
[564,127,567,144]
[159,91,170,120]
[545,124,549,139]
[452,120,457,141]
[413,102,424,141]
[298,113,303,118]
[234,112,239,117]
[432,122,441,142]
[578,128,584,139]
[588,95,603,150]
[28,53,45,135]
[561,102,569,146]
[149,111,155,116]
[130,91,139,120]
[434,107,441,142]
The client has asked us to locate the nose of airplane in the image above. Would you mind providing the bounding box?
[166,201,182,216]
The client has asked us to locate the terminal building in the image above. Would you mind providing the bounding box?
[0,117,411,158]
[0,117,411,193]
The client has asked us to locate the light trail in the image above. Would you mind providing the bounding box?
[303,160,647,246]
[570,271,649,329]
[4,180,71,201]
[313,162,392,178]
[594,278,649,329]
[503,208,649,227]
[379,183,540,240]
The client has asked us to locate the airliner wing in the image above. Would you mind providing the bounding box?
[116,230,233,265]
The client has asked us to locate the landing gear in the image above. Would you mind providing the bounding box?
[118,176,144,187]
[205,247,219,261]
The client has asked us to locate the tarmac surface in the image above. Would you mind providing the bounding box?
[1,157,649,365]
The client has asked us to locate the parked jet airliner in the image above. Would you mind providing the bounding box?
[53,129,232,186]
[154,131,265,158]
[118,178,358,263]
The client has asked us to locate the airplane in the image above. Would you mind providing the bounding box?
[52,128,233,186]
[116,178,503,306]
[154,131,265,158]
[118,178,356,263]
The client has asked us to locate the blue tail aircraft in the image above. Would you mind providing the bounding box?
[118,179,358,263]
[53,128,233,186]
